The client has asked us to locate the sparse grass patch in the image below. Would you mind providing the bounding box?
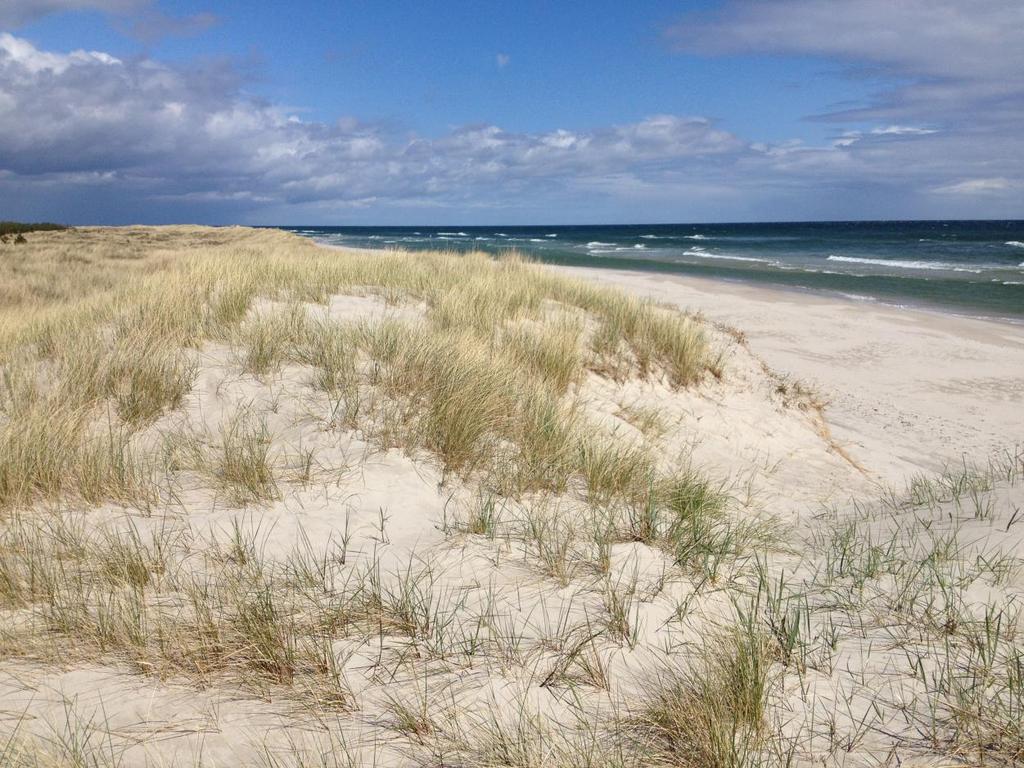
[617,402,668,440]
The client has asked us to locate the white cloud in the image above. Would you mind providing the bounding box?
[0,27,1020,223]
[665,0,1023,82]
[931,178,1014,195]
[0,34,756,220]
[0,31,120,73]
[870,126,937,136]
[664,0,1024,134]
[495,52,510,68]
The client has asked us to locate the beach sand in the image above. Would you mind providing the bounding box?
[2,229,1022,766]
[557,265,1024,484]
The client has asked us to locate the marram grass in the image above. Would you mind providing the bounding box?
[0,226,713,511]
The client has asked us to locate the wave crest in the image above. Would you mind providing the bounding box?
[827,255,980,273]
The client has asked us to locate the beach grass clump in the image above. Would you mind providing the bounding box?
[920,606,1024,763]
[502,317,584,394]
[635,624,772,767]
[105,333,198,426]
[212,410,280,505]
[236,303,310,377]
[295,319,359,395]
[0,403,153,511]
[162,409,281,506]
[348,314,712,512]
[501,387,579,494]
[406,331,516,474]
[578,436,653,506]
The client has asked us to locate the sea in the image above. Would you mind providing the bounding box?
[281,221,1024,322]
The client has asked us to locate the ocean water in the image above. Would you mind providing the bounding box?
[281,221,1024,321]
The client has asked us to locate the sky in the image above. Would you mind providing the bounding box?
[0,0,1021,224]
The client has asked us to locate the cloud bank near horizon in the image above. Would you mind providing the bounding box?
[0,0,1021,224]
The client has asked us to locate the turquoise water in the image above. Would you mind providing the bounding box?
[281,221,1024,321]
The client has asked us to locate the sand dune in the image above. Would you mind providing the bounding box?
[558,266,1024,484]
[0,228,1021,767]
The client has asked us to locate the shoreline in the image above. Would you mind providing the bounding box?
[669,269,1024,328]
[569,263,1024,330]
[311,238,1024,327]
[552,262,1024,484]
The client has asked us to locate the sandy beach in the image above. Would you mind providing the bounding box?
[557,265,1024,485]
[0,227,1022,767]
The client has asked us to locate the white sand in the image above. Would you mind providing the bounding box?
[556,266,1024,484]
[4,239,1023,766]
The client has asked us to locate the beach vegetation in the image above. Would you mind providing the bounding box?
[2,226,1017,767]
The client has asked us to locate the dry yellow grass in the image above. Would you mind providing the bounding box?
[0,226,713,511]
[4,227,1016,768]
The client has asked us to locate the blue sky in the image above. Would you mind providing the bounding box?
[22,1,862,142]
[1,0,1021,224]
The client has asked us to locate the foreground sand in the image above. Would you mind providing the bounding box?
[1,228,1022,767]
[556,266,1024,485]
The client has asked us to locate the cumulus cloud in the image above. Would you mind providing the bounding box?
[0,33,760,220]
[0,22,1020,223]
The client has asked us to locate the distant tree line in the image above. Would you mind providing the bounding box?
[0,221,67,236]
[0,221,68,244]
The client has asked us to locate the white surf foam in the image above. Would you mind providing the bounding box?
[438,231,468,236]
[684,234,709,240]
[1006,241,1024,248]
[684,249,769,263]
[827,255,980,273]
[586,241,615,247]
